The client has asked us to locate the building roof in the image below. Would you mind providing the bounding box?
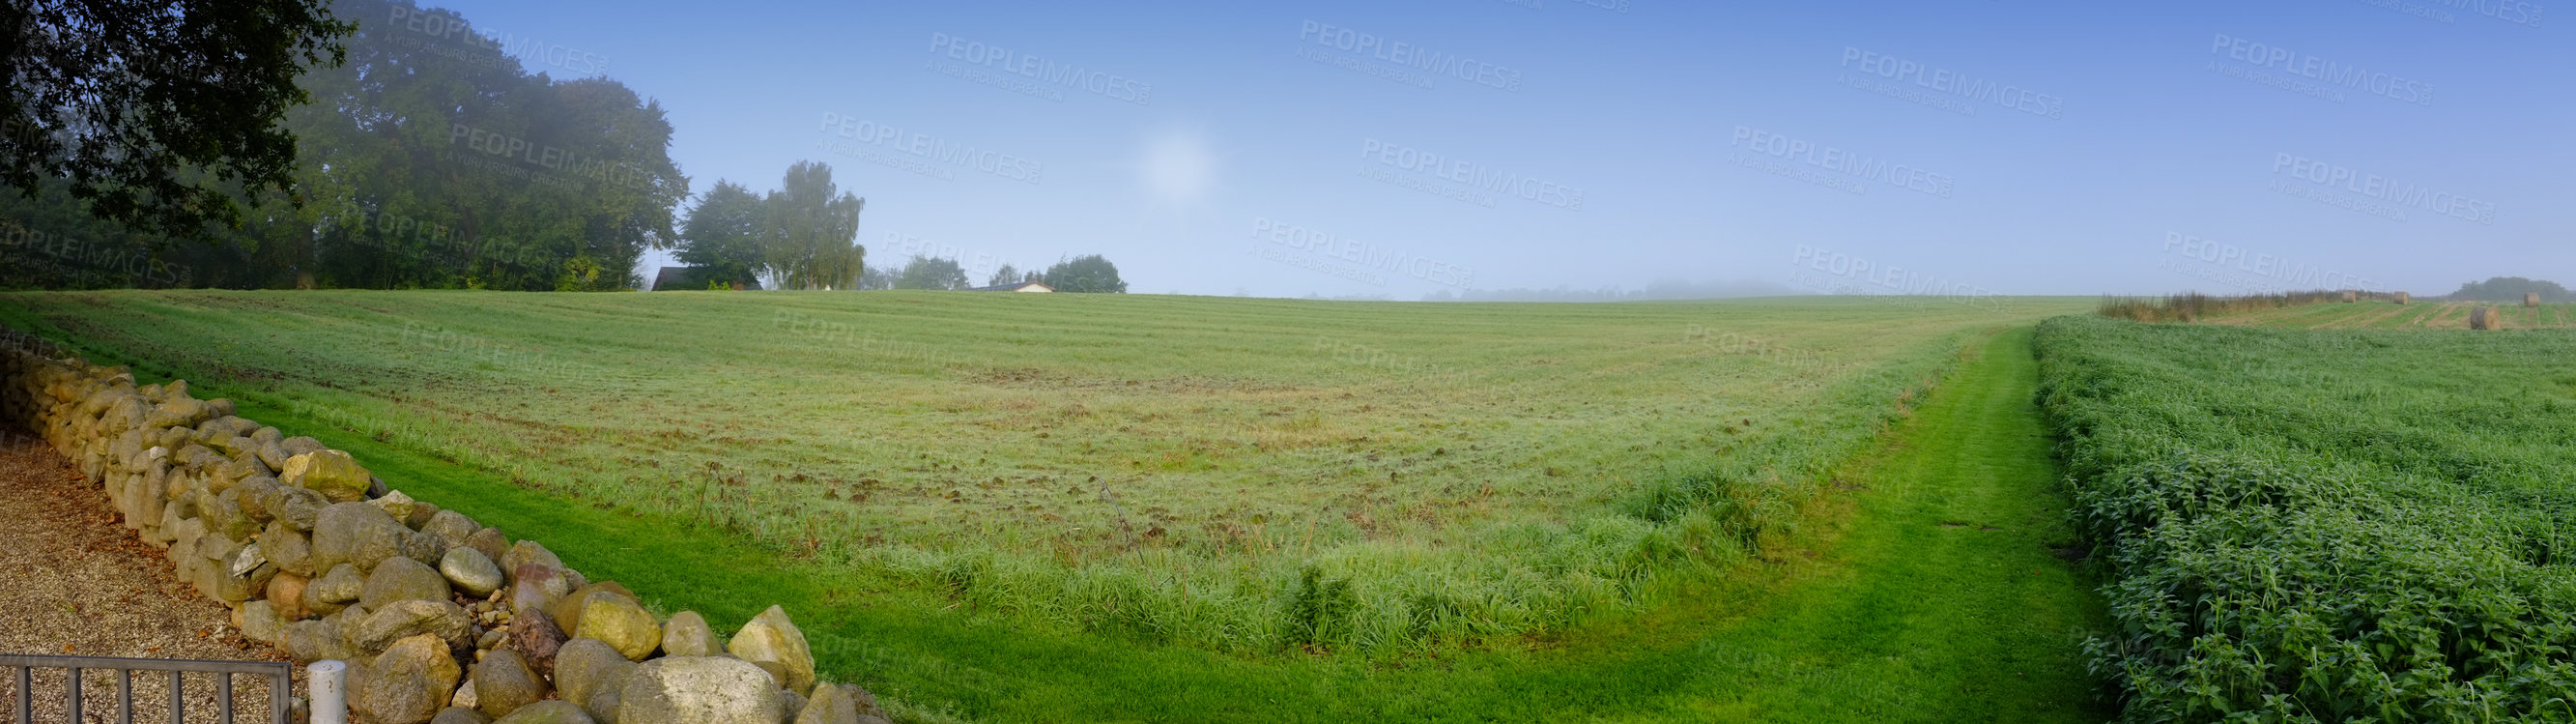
[652,266,761,291]
[965,281,1054,292]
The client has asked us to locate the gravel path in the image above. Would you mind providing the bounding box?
[0,425,300,722]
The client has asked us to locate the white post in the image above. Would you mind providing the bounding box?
[306,660,349,724]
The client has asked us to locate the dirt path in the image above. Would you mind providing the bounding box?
[0,426,294,722]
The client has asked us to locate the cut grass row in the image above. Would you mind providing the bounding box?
[64,315,2108,721]
[0,291,2088,652]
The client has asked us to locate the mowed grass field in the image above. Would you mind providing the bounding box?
[0,290,2110,720]
[0,290,2079,649]
[2211,299,2576,330]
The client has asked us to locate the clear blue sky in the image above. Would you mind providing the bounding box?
[422,0,2569,298]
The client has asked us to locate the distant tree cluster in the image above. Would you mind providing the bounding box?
[2447,276,2569,303]
[4,0,688,291]
[673,162,868,290]
[841,253,1126,293]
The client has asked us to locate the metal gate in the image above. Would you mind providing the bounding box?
[0,654,292,724]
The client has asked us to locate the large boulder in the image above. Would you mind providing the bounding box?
[262,523,317,576]
[279,449,372,502]
[617,656,784,724]
[728,605,818,695]
[492,701,592,724]
[373,490,420,524]
[285,617,362,663]
[547,583,635,635]
[549,639,633,723]
[659,612,724,658]
[274,485,330,532]
[236,599,290,647]
[441,547,505,597]
[507,565,569,617]
[507,608,568,678]
[470,649,548,718]
[312,502,411,573]
[797,682,892,724]
[421,509,482,550]
[303,563,365,616]
[361,557,454,610]
[429,708,492,724]
[573,594,660,661]
[265,571,311,621]
[352,599,473,653]
[499,541,563,579]
[353,634,462,724]
[465,528,510,568]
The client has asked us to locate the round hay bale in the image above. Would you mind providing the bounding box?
[2528,292,2542,307]
[2343,290,2359,304]
[2394,292,2411,304]
[2471,306,2502,331]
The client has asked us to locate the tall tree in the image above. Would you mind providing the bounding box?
[2,0,352,237]
[895,255,969,290]
[674,180,765,288]
[987,263,1021,287]
[759,160,864,290]
[1043,254,1128,293]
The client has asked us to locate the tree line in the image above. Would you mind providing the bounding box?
[1,0,1126,293]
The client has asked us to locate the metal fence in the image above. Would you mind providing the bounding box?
[0,654,292,724]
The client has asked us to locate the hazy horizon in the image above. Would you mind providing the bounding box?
[414,0,2568,300]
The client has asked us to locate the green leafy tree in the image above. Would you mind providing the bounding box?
[2447,276,2569,303]
[987,263,1022,287]
[896,255,970,290]
[1043,254,1128,293]
[759,161,865,290]
[2,0,352,237]
[675,181,765,288]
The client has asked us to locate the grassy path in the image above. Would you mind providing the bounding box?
[1611,326,2107,721]
[28,321,2102,721]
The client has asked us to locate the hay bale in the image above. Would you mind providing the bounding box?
[2343,290,2359,304]
[2394,292,2411,304]
[2528,292,2542,307]
[2471,306,2502,331]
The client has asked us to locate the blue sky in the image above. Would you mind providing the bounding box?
[422,0,2569,298]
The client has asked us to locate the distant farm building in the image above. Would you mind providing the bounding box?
[966,281,1054,293]
[652,266,762,291]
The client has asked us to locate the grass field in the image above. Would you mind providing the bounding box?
[2036,315,2576,719]
[2209,300,2576,330]
[0,291,2112,720]
[0,291,2089,656]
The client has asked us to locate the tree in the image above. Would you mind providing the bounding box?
[759,161,864,290]
[1043,254,1127,293]
[896,256,971,290]
[2,0,352,237]
[987,263,1021,287]
[675,181,765,288]
[2448,276,2569,303]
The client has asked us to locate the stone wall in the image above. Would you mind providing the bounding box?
[0,330,894,724]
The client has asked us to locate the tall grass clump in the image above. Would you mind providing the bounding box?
[2035,315,2576,720]
[2097,290,2349,323]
